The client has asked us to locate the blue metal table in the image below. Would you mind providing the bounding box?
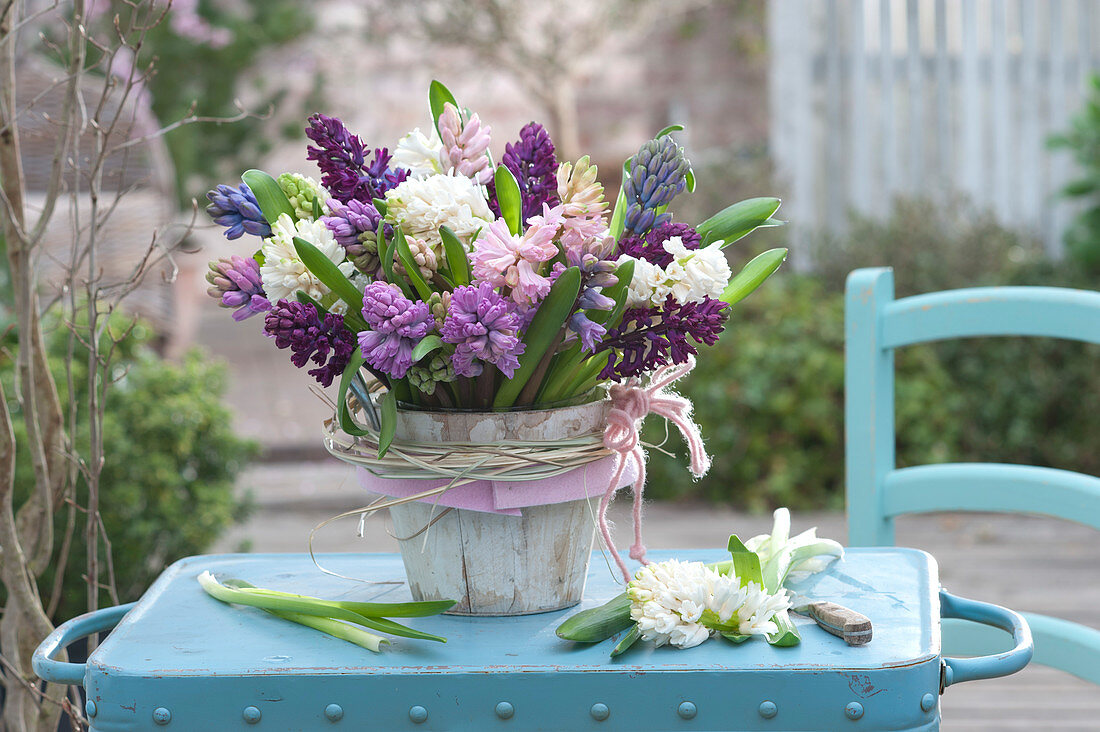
[35,548,1030,731]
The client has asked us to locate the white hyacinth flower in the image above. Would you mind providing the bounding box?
[664,238,732,304]
[260,214,349,304]
[744,508,844,591]
[627,559,791,649]
[393,127,444,178]
[385,173,493,250]
[620,255,671,308]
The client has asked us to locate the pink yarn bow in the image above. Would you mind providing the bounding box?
[598,355,711,582]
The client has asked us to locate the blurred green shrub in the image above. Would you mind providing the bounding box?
[4,319,256,621]
[645,199,1100,509]
[812,196,1042,297]
[1050,75,1100,273]
[643,274,960,510]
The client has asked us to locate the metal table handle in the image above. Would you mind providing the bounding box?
[32,602,135,686]
[939,589,1033,689]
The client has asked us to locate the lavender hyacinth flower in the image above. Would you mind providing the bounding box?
[321,197,386,273]
[205,183,271,240]
[358,282,433,379]
[440,283,526,378]
[264,299,356,387]
[622,135,691,236]
[206,255,271,321]
[305,114,408,205]
[618,220,701,267]
[489,122,560,223]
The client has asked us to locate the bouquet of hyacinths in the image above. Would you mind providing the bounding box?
[556,509,844,654]
[204,81,785,452]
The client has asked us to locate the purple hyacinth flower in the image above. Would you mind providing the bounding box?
[569,311,607,353]
[358,282,432,379]
[622,136,690,236]
[618,221,701,267]
[488,122,560,223]
[206,255,271,321]
[264,299,356,387]
[322,197,382,248]
[440,283,526,378]
[205,183,271,240]
[305,114,408,205]
[597,295,728,381]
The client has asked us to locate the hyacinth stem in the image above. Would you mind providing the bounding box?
[517,329,564,406]
[475,369,494,409]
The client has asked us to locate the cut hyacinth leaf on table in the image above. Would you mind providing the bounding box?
[197,572,454,651]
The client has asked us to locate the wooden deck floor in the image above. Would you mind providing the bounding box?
[217,462,1100,731]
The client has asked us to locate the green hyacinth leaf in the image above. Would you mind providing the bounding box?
[609,158,631,240]
[439,225,470,285]
[555,593,633,643]
[372,198,388,216]
[697,197,783,247]
[393,229,434,301]
[337,354,369,437]
[728,535,764,588]
[385,228,417,300]
[494,164,523,235]
[720,248,788,306]
[766,610,802,647]
[378,387,397,459]
[429,80,459,137]
[242,169,295,225]
[412,335,443,363]
[492,267,581,408]
[610,625,642,657]
[292,236,364,315]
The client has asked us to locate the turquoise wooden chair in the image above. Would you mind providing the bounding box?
[844,267,1100,684]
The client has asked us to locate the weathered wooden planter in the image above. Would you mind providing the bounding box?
[384,399,611,616]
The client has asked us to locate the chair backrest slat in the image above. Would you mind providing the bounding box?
[881,286,1100,349]
[883,464,1100,531]
[845,267,1100,684]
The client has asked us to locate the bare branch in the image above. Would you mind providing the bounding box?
[110,101,264,153]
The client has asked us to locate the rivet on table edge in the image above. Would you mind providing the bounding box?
[243,705,262,724]
[677,701,697,720]
[325,703,344,722]
[85,701,97,718]
[920,693,936,713]
[590,702,610,721]
[152,707,171,725]
[495,701,515,720]
[408,705,428,724]
[845,701,864,720]
[758,700,778,719]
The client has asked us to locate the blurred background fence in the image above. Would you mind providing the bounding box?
[770,0,1100,267]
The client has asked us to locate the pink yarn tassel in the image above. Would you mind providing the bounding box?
[598,356,710,582]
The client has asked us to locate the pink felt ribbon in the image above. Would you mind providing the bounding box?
[598,355,711,582]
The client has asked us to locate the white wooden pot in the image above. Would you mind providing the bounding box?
[386,399,610,616]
